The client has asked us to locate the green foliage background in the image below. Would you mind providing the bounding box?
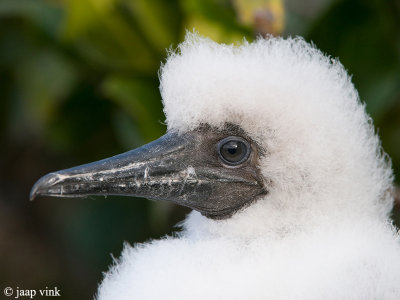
[1,0,399,298]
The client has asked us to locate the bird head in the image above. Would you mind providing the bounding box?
[30,33,394,232]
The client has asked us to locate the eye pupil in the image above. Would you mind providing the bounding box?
[223,142,240,159]
[218,137,251,166]
[227,144,238,155]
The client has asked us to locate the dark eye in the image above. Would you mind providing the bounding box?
[217,136,251,166]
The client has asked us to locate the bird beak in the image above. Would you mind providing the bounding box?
[30,132,195,202]
[30,130,266,219]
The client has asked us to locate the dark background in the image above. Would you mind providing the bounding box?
[1,0,399,298]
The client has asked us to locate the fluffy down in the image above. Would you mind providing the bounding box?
[96,33,400,299]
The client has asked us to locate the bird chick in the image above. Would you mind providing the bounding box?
[31,33,400,300]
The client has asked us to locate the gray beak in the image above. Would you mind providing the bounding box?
[30,129,266,219]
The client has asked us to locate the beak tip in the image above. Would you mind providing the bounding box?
[29,181,42,201]
[29,178,43,201]
[29,172,59,201]
[29,190,36,201]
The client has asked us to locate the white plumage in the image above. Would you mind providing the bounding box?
[96,33,400,300]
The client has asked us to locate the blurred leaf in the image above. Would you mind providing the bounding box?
[112,110,146,149]
[181,0,251,43]
[284,0,334,36]
[363,69,400,121]
[124,0,181,51]
[60,0,98,38]
[102,75,165,142]
[0,0,63,37]
[11,49,78,139]
[46,84,118,156]
[62,0,157,73]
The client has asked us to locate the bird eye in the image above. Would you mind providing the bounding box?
[217,136,251,166]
